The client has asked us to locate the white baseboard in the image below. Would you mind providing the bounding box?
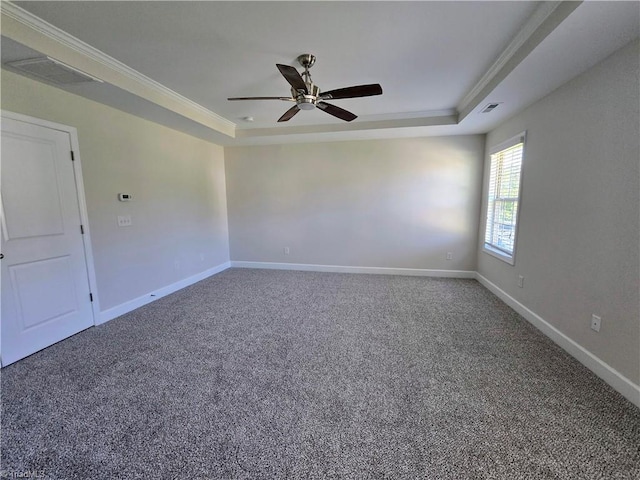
[97,261,231,325]
[230,261,477,278]
[476,273,640,408]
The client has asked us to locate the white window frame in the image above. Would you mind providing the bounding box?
[483,132,526,265]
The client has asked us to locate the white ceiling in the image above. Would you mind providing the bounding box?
[2,1,639,146]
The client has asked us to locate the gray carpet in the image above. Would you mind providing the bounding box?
[1,268,639,479]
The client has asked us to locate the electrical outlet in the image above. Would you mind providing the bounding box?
[518,275,524,288]
[446,252,453,260]
[117,215,132,227]
[284,247,290,255]
[591,314,601,332]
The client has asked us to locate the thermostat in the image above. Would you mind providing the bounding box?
[118,193,133,201]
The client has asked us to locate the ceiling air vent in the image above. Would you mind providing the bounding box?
[481,102,502,113]
[5,57,103,85]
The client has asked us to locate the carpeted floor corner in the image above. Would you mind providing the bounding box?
[2,268,639,479]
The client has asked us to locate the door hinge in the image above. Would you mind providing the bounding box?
[80,224,85,234]
[71,150,75,161]
[89,293,93,302]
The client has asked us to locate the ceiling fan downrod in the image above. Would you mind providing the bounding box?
[295,54,318,110]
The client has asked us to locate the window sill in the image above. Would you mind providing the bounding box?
[483,244,515,265]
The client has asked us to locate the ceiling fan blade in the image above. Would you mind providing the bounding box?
[276,64,308,94]
[228,96,295,101]
[278,105,300,122]
[317,102,357,122]
[320,84,383,100]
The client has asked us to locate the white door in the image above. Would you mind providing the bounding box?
[1,117,94,366]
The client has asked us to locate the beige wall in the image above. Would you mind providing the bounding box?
[478,40,640,384]
[1,70,230,311]
[225,136,485,271]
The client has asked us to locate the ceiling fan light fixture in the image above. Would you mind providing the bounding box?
[297,95,317,110]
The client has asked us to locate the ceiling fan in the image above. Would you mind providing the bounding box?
[228,54,383,123]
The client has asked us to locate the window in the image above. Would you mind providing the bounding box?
[483,133,525,265]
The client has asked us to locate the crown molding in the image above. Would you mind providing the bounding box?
[235,113,458,139]
[457,1,582,122]
[235,109,459,131]
[1,1,236,136]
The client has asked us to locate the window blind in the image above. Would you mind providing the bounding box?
[485,140,524,257]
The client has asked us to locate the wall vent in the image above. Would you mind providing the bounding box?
[5,56,103,85]
[481,102,502,113]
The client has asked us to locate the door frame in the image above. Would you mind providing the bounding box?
[1,110,101,364]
